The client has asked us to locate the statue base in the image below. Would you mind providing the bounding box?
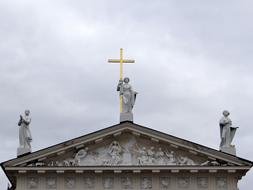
[120,112,133,123]
[17,147,31,157]
[220,146,236,155]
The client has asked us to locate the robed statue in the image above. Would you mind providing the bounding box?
[117,77,137,114]
[17,110,32,156]
[219,110,238,150]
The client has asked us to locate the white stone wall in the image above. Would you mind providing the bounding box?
[16,172,239,190]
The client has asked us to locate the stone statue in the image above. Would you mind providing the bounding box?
[62,158,76,166]
[108,141,122,165]
[160,177,169,189]
[27,177,38,189]
[177,156,195,165]
[74,147,88,165]
[46,177,57,189]
[165,150,177,165]
[155,147,165,165]
[137,147,149,165]
[17,110,32,156]
[141,177,152,189]
[121,177,133,189]
[147,146,155,164]
[65,177,75,189]
[219,110,238,155]
[117,77,137,122]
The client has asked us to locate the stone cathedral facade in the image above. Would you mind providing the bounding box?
[1,122,252,190]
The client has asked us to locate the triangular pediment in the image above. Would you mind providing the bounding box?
[2,122,252,168]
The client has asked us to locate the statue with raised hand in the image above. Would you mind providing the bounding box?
[17,110,32,156]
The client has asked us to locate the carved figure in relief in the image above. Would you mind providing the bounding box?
[219,110,238,148]
[197,177,208,188]
[121,177,133,189]
[160,177,169,189]
[137,147,149,165]
[108,141,122,165]
[201,160,220,166]
[55,161,62,166]
[75,147,88,165]
[27,177,38,189]
[155,148,165,165]
[147,146,155,164]
[216,177,227,188]
[165,150,177,165]
[177,155,195,165]
[18,110,32,150]
[141,177,152,189]
[48,161,54,166]
[65,177,75,189]
[35,162,45,166]
[27,162,45,167]
[84,177,94,188]
[63,158,76,166]
[178,177,189,188]
[46,177,57,189]
[161,180,169,189]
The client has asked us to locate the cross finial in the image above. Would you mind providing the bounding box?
[108,48,135,112]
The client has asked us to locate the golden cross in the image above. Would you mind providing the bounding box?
[108,48,135,112]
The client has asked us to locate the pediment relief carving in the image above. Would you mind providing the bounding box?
[25,133,235,167]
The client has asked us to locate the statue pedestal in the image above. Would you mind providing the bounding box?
[220,146,236,155]
[17,147,31,157]
[120,112,133,122]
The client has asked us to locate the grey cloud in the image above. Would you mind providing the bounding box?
[0,0,253,189]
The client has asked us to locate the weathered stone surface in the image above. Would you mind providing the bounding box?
[220,146,236,155]
[120,112,133,122]
[23,133,223,167]
[17,147,31,157]
[15,172,240,190]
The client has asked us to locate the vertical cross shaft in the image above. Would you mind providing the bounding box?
[119,48,123,112]
[120,48,123,80]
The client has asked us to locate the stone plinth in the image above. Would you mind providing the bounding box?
[17,147,31,157]
[220,146,236,155]
[120,112,133,122]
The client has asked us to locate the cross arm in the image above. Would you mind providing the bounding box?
[108,59,135,63]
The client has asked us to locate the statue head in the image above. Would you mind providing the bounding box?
[123,77,130,83]
[25,110,30,116]
[112,141,119,146]
[223,110,230,117]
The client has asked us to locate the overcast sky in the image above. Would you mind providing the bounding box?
[0,0,253,189]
